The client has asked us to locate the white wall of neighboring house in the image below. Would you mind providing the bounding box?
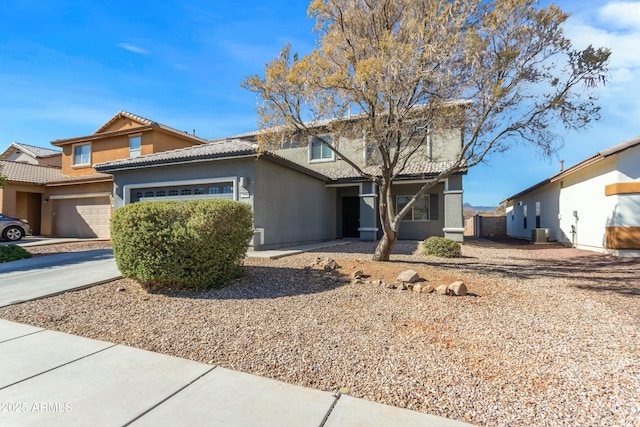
[505,182,560,241]
[608,147,640,256]
[505,140,640,257]
[557,156,617,251]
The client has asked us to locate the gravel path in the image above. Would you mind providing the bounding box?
[1,239,638,426]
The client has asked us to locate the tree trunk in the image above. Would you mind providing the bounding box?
[372,175,399,261]
[372,231,397,261]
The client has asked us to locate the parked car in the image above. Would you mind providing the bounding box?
[0,214,31,241]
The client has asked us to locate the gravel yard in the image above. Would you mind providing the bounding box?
[1,239,639,426]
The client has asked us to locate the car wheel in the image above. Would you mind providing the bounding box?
[3,226,24,241]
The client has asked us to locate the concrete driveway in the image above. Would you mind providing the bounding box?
[0,249,121,307]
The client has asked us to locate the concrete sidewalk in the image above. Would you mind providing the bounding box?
[0,319,476,427]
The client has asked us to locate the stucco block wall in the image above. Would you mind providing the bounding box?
[253,160,336,249]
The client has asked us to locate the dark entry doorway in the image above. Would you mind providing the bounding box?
[342,196,360,238]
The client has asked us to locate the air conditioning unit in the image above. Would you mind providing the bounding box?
[531,228,549,243]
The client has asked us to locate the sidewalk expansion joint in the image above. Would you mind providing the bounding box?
[0,328,45,344]
[0,343,118,391]
[122,365,217,426]
[318,393,341,427]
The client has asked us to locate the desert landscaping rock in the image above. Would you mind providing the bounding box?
[3,239,639,427]
[448,281,467,296]
[420,284,434,294]
[323,258,339,271]
[436,284,450,295]
[396,269,420,283]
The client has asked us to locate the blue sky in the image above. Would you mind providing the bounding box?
[1,0,639,206]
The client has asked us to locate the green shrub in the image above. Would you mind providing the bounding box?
[0,245,32,263]
[422,236,462,258]
[110,199,254,291]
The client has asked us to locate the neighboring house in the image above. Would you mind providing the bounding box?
[503,136,640,257]
[1,142,62,167]
[0,161,66,235]
[95,119,466,250]
[0,111,207,238]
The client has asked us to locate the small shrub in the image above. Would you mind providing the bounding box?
[0,245,32,263]
[422,236,461,258]
[110,199,254,291]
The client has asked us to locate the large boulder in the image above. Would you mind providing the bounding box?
[448,281,468,296]
[397,270,420,283]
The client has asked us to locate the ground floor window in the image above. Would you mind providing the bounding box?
[396,195,430,221]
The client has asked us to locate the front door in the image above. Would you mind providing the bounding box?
[342,196,360,238]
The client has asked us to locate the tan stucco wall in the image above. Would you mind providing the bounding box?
[101,117,145,132]
[60,130,201,177]
[1,182,47,234]
[0,182,46,217]
[37,156,62,168]
[148,131,201,154]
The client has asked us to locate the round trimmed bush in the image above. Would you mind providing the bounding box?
[422,236,461,258]
[111,199,254,291]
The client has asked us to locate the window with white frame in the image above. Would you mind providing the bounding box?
[73,143,91,166]
[129,135,141,158]
[396,195,430,221]
[309,136,334,162]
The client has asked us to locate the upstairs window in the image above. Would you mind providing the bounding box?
[129,135,141,158]
[73,143,91,166]
[309,136,334,162]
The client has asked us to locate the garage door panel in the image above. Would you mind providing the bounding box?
[54,198,111,238]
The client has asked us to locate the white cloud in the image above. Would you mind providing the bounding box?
[117,43,150,55]
[564,2,640,87]
[598,1,640,30]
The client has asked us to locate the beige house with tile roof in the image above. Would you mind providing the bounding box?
[1,142,62,167]
[0,111,207,238]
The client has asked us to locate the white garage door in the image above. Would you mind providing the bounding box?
[54,198,111,238]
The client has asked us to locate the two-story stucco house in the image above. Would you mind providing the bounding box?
[0,111,207,238]
[503,136,640,257]
[95,117,466,250]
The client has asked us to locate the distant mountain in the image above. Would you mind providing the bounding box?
[463,203,498,214]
